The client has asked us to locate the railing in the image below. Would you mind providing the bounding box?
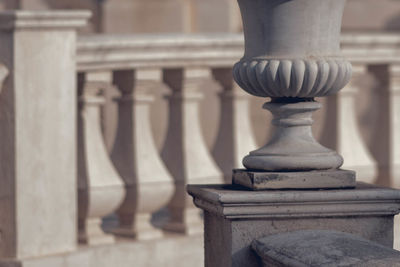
[75,32,400,243]
[76,34,246,242]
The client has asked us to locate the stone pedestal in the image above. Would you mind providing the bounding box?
[187,183,400,267]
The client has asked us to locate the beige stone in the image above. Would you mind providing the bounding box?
[77,72,125,246]
[162,68,223,234]
[212,68,257,183]
[102,0,192,33]
[75,30,400,255]
[0,234,203,267]
[76,31,400,185]
[191,0,242,32]
[2,0,400,33]
[0,0,100,33]
[343,0,400,31]
[367,64,400,188]
[111,69,174,240]
[320,64,378,184]
[0,10,90,259]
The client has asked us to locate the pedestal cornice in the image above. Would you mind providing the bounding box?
[187,183,400,219]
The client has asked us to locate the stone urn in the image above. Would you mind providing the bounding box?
[233,0,355,188]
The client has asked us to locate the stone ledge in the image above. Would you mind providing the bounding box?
[0,234,203,267]
[187,183,400,219]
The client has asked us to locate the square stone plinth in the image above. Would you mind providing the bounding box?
[187,183,400,267]
[232,169,356,190]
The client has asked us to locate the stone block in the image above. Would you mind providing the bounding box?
[188,183,400,267]
[232,168,356,190]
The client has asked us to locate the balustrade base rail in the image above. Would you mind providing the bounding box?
[0,234,203,267]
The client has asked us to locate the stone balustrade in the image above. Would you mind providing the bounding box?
[77,30,400,249]
[75,31,400,255]
[76,34,249,241]
[77,32,400,187]
[0,9,399,266]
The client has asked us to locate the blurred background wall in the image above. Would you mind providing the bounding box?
[2,0,399,33]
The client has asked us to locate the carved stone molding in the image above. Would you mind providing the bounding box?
[233,58,352,98]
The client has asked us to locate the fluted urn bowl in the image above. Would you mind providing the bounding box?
[233,0,352,98]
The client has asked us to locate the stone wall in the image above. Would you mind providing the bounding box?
[343,0,400,31]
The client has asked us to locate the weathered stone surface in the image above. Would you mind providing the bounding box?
[241,101,345,173]
[252,230,400,267]
[0,10,90,259]
[232,169,356,190]
[188,183,400,267]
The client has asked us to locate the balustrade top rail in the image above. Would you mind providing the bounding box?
[77,32,400,72]
[342,33,400,64]
[76,33,243,71]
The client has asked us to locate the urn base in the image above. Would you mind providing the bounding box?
[243,100,344,172]
[232,168,356,190]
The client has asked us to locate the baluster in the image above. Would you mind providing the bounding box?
[162,67,223,234]
[77,72,125,245]
[111,69,174,240]
[321,64,377,183]
[212,68,257,183]
[368,64,400,188]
